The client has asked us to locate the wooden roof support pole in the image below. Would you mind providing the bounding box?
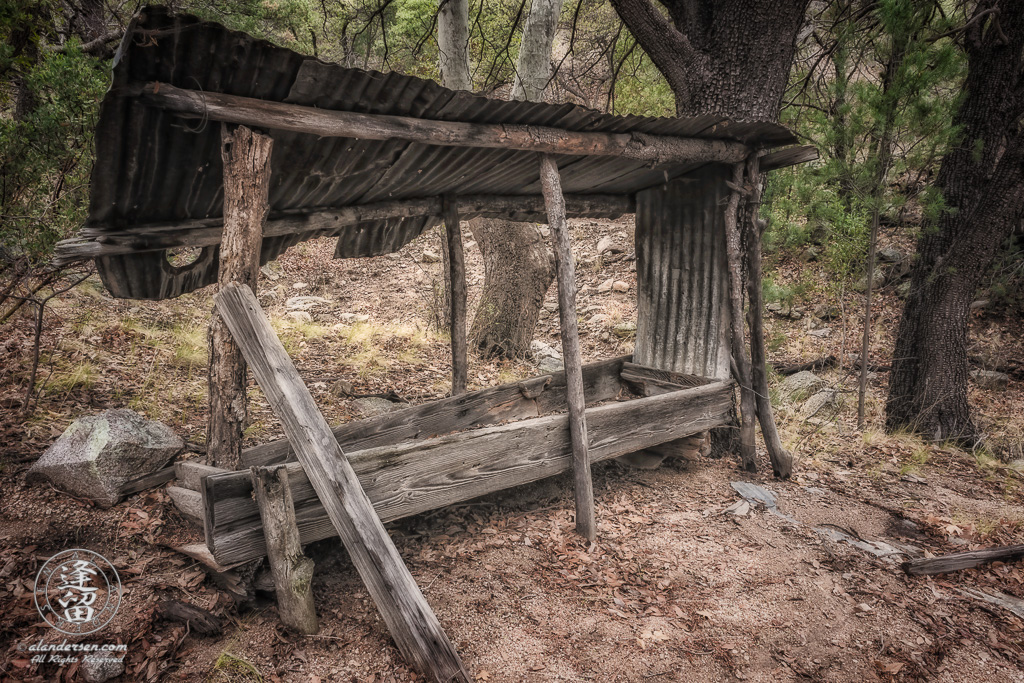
[443,196,468,396]
[213,282,469,683]
[539,154,597,542]
[208,124,272,469]
[250,464,319,634]
[742,154,793,479]
[723,162,758,473]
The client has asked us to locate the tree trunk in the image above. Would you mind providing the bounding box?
[887,0,1024,442]
[208,125,272,469]
[437,0,472,92]
[467,217,553,357]
[466,0,563,357]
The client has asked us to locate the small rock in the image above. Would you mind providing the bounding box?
[340,312,356,322]
[530,340,564,373]
[813,304,840,320]
[597,278,614,293]
[27,409,183,507]
[896,281,912,298]
[725,500,751,517]
[970,299,990,310]
[543,301,559,313]
[539,309,550,320]
[260,264,279,281]
[799,246,821,262]
[781,371,827,402]
[808,328,831,338]
[802,388,840,417]
[285,296,331,311]
[971,369,1010,391]
[330,380,354,397]
[596,236,624,255]
[600,331,611,341]
[766,302,784,313]
[856,603,873,614]
[877,247,905,264]
[353,314,370,323]
[587,313,610,326]
[286,311,312,323]
[612,321,636,339]
[82,656,125,683]
[292,282,308,290]
[420,250,440,263]
[854,271,886,292]
[352,397,401,417]
[611,281,629,293]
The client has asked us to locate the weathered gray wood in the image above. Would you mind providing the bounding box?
[118,464,176,498]
[759,145,818,171]
[167,486,204,525]
[742,154,792,478]
[243,356,627,468]
[206,379,735,565]
[214,282,468,682]
[620,362,712,395]
[251,465,319,635]
[142,82,750,166]
[723,162,757,473]
[444,196,468,396]
[208,125,272,470]
[902,544,1024,576]
[540,154,595,542]
[55,194,635,263]
[175,461,230,492]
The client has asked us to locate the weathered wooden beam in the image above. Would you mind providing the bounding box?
[902,544,1024,576]
[619,362,712,395]
[54,194,635,264]
[251,465,319,635]
[167,486,204,525]
[208,125,272,470]
[175,461,230,492]
[243,355,628,468]
[540,154,596,542]
[214,282,469,682]
[205,379,735,565]
[444,196,468,396]
[742,154,792,479]
[723,162,757,473]
[141,82,751,165]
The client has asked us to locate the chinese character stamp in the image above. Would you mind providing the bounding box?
[34,549,121,635]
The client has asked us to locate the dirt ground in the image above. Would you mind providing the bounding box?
[1,217,1023,682]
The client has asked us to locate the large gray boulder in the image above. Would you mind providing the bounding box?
[531,340,564,374]
[781,371,827,402]
[27,409,183,507]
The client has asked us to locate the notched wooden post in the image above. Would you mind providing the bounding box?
[251,464,319,635]
[539,154,597,542]
[214,282,469,682]
[723,162,758,473]
[208,124,273,469]
[444,195,468,396]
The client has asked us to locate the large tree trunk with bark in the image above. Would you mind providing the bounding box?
[466,0,563,357]
[887,0,1024,443]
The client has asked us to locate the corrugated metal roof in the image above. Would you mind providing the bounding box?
[77,6,799,300]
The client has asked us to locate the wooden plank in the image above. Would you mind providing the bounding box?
[902,544,1024,576]
[620,362,712,395]
[242,355,628,468]
[760,145,818,171]
[251,465,318,634]
[118,464,176,498]
[214,282,469,682]
[208,125,272,470]
[540,154,595,542]
[444,196,468,396]
[175,461,230,492]
[55,194,636,263]
[142,82,750,166]
[207,380,735,565]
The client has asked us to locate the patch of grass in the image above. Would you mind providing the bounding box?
[47,360,98,394]
[208,652,263,683]
[170,322,206,368]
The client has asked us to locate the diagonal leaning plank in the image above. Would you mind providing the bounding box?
[214,282,469,683]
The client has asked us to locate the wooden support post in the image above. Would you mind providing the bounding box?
[214,282,469,683]
[444,196,468,396]
[251,465,319,634]
[539,154,596,542]
[723,162,758,473]
[742,154,793,479]
[207,125,272,469]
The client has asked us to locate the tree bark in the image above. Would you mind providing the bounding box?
[207,125,272,469]
[468,0,563,357]
[437,0,472,91]
[887,0,1024,442]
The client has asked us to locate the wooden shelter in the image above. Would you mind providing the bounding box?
[58,8,816,680]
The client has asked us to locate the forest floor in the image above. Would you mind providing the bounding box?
[1,217,1023,682]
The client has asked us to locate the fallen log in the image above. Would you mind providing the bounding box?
[902,544,1024,576]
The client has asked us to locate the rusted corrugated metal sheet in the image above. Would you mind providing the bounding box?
[80,6,798,300]
[634,170,732,379]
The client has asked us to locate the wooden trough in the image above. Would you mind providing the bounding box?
[175,357,733,566]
